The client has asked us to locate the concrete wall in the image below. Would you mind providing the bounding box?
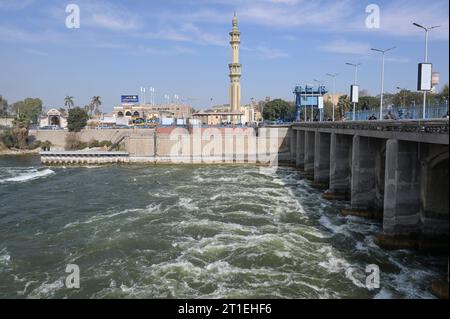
[32,127,291,164]
[31,129,134,149]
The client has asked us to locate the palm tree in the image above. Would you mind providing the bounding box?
[91,96,102,116]
[64,96,74,109]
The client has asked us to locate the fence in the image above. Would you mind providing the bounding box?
[345,104,448,121]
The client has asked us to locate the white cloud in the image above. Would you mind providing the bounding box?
[321,39,371,55]
[345,0,449,40]
[89,13,139,31]
[253,45,290,59]
[143,23,228,47]
[24,48,48,56]
[0,25,64,44]
[0,0,35,10]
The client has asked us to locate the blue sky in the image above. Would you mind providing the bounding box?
[0,0,448,111]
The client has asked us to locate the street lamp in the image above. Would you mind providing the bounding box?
[140,87,146,105]
[149,87,155,106]
[371,47,396,120]
[326,73,339,121]
[314,79,325,121]
[346,63,361,121]
[413,23,441,119]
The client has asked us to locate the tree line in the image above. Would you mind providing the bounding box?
[261,84,449,122]
[1,95,102,150]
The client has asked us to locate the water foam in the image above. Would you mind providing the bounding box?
[0,168,55,183]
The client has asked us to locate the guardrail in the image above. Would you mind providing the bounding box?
[292,119,449,134]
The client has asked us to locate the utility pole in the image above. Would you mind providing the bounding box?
[346,63,361,121]
[371,48,395,120]
[326,73,338,121]
[413,23,441,119]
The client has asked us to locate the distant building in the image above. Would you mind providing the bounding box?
[193,103,262,126]
[112,104,193,125]
[39,109,68,129]
[324,93,344,106]
[0,117,15,128]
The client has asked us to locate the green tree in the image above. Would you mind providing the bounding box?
[359,96,379,110]
[262,99,295,122]
[64,96,75,109]
[91,96,102,116]
[67,107,89,132]
[337,95,351,120]
[58,108,68,117]
[12,115,30,149]
[437,84,449,105]
[0,95,8,117]
[12,98,43,124]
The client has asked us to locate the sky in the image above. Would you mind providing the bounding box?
[0,0,449,111]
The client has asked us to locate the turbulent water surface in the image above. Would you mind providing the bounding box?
[0,156,446,299]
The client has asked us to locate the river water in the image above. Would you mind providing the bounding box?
[0,156,446,299]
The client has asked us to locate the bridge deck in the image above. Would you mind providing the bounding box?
[292,120,449,145]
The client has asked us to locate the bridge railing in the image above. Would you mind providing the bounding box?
[345,105,448,121]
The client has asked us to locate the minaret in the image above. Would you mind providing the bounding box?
[229,13,241,121]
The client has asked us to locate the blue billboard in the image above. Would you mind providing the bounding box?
[121,95,139,104]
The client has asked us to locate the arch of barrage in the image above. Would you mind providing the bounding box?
[289,119,449,249]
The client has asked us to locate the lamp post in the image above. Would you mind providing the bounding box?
[149,87,155,106]
[308,84,314,122]
[371,47,396,120]
[140,87,146,105]
[314,79,325,121]
[413,23,441,119]
[326,73,338,122]
[346,63,361,121]
[304,84,309,122]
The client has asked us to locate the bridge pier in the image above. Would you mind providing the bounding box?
[296,130,305,169]
[304,131,315,178]
[346,136,384,219]
[291,120,449,252]
[383,139,421,235]
[420,144,449,238]
[313,132,331,188]
[290,128,297,162]
[324,133,352,200]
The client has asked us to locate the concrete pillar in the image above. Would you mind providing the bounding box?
[326,133,352,199]
[290,128,297,163]
[304,131,315,176]
[383,139,421,236]
[420,145,449,237]
[296,130,305,168]
[314,132,331,187]
[350,136,382,213]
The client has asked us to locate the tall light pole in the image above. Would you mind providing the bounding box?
[308,83,315,122]
[149,87,155,106]
[371,47,395,120]
[314,79,325,121]
[346,63,361,121]
[140,87,147,105]
[326,73,338,121]
[304,84,309,122]
[413,23,441,119]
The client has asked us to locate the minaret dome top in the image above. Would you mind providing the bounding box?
[232,13,238,27]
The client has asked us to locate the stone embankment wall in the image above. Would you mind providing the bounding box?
[32,127,293,164]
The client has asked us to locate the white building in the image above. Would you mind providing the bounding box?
[39,109,68,129]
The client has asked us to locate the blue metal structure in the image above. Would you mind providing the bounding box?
[293,85,328,122]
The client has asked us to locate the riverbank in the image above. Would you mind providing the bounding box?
[0,147,41,156]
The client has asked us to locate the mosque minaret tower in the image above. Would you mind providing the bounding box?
[229,13,241,120]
